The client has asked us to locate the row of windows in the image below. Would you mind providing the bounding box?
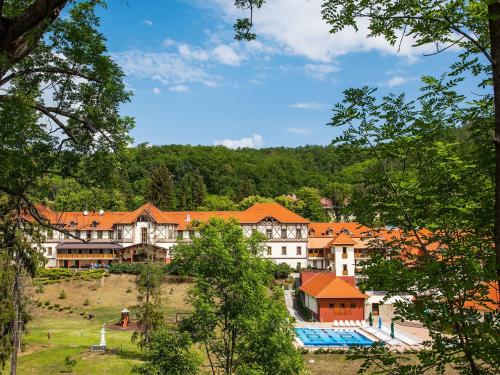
[266,246,302,256]
[255,228,303,239]
[327,302,357,309]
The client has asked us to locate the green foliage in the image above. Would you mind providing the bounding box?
[34,269,107,285]
[64,355,77,373]
[238,195,274,210]
[132,329,202,375]
[197,194,238,211]
[329,82,498,373]
[295,187,329,222]
[177,171,207,210]
[147,164,177,210]
[59,290,67,300]
[132,262,166,350]
[108,262,170,275]
[273,262,293,280]
[172,219,304,375]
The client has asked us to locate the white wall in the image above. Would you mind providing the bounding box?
[304,293,318,314]
[333,245,355,276]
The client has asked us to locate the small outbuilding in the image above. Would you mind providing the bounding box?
[299,273,368,322]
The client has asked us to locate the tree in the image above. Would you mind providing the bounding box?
[322,182,353,221]
[238,195,274,210]
[320,0,500,311]
[295,187,328,222]
[131,258,165,350]
[147,165,176,210]
[233,178,257,202]
[177,171,206,210]
[172,219,304,375]
[197,194,238,211]
[0,3,132,371]
[330,85,498,374]
[132,329,201,375]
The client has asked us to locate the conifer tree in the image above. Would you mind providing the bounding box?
[147,165,176,210]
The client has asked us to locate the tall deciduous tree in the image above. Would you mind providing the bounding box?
[147,165,176,210]
[172,219,304,375]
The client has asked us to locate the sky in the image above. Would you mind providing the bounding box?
[96,0,463,149]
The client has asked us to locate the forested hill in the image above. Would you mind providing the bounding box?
[37,144,371,221]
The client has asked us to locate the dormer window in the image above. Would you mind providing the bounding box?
[326,229,333,236]
[91,220,99,228]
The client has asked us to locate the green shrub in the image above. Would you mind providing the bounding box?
[126,286,132,293]
[48,306,53,310]
[59,290,67,300]
[35,284,45,294]
[44,300,50,306]
[273,263,293,279]
[53,304,60,308]
[109,262,171,275]
[64,356,77,373]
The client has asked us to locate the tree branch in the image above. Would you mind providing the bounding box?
[0,66,101,86]
[30,101,78,143]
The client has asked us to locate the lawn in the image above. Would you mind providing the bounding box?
[8,274,191,374]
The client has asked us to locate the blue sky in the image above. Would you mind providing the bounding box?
[97,0,463,148]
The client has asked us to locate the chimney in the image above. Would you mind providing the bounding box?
[99,209,104,216]
[83,210,89,216]
[186,214,191,222]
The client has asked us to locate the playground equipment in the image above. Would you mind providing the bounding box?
[119,308,130,328]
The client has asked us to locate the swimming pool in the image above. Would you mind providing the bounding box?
[295,328,374,347]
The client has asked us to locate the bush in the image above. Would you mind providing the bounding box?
[64,356,77,373]
[126,286,132,293]
[53,304,60,308]
[44,300,50,306]
[273,263,293,279]
[35,284,45,294]
[83,299,90,306]
[59,290,67,300]
[109,262,171,275]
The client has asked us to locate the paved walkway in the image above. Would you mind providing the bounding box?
[284,289,304,322]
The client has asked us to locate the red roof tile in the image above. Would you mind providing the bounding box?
[300,273,367,299]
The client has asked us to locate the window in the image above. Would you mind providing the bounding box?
[86,231,91,240]
[46,247,53,256]
[281,228,287,239]
[296,228,302,238]
[350,303,356,308]
[296,246,302,255]
[342,246,348,259]
[168,229,173,239]
[296,262,302,270]
[109,231,114,240]
[312,260,317,268]
[97,231,103,239]
[267,246,272,256]
[339,303,345,309]
[78,249,83,254]
[329,303,335,308]
[266,229,272,239]
[75,230,81,238]
[99,249,104,254]
[141,227,148,243]
[117,228,123,240]
[281,246,287,255]
[343,264,348,275]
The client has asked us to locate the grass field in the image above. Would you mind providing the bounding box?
[10,274,190,374]
[7,274,454,374]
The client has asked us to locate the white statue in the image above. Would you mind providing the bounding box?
[99,324,106,348]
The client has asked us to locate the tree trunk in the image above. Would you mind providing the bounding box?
[489,1,500,294]
[10,253,22,375]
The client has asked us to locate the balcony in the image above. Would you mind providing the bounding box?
[342,253,348,259]
[57,253,115,259]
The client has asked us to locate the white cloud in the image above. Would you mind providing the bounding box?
[288,102,323,110]
[287,127,313,135]
[304,63,340,80]
[212,44,244,66]
[205,0,431,63]
[214,134,264,149]
[152,87,161,94]
[169,84,190,92]
[381,75,415,87]
[177,43,210,61]
[144,20,153,26]
[112,50,221,87]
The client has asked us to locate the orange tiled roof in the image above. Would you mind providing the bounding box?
[329,233,356,246]
[308,237,333,249]
[464,283,499,312]
[30,202,308,230]
[238,203,309,224]
[300,273,368,299]
[308,222,372,238]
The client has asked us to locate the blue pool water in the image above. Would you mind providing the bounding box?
[295,328,374,347]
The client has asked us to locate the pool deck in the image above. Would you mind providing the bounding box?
[294,321,427,351]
